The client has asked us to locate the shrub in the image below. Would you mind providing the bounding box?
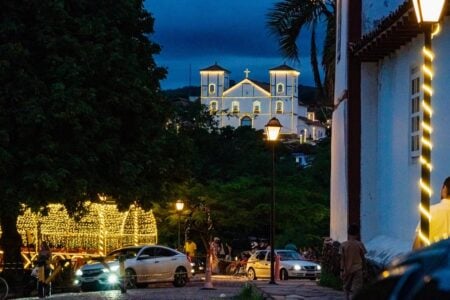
[319,270,343,290]
[235,283,264,300]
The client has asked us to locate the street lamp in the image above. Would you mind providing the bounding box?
[265,117,282,284]
[175,199,185,250]
[413,0,445,247]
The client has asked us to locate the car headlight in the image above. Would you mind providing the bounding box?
[103,268,110,273]
[75,269,83,276]
[108,274,119,284]
[293,265,301,271]
[110,265,120,272]
[317,265,321,270]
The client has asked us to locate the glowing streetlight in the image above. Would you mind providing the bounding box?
[413,0,445,247]
[175,199,185,250]
[265,117,282,284]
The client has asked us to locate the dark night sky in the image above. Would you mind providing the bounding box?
[145,0,318,90]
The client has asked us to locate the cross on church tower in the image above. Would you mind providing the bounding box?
[244,68,251,78]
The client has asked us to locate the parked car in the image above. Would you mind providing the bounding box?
[246,249,321,280]
[355,238,450,300]
[74,245,192,291]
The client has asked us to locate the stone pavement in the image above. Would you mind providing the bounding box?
[251,279,345,300]
[13,275,345,299]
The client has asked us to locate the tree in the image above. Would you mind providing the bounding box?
[267,0,336,103]
[0,0,176,281]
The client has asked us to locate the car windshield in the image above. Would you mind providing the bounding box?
[277,251,303,261]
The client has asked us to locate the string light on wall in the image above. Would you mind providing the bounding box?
[412,0,445,247]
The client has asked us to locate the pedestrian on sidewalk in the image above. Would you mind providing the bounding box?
[339,224,367,300]
[412,176,450,249]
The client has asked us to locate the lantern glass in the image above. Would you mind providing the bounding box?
[175,200,184,212]
[265,118,282,141]
[413,0,445,23]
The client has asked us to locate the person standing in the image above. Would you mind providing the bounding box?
[340,224,367,300]
[184,238,197,260]
[413,177,450,249]
[37,241,52,298]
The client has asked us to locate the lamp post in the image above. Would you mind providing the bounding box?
[265,117,282,284]
[175,199,185,250]
[413,0,445,248]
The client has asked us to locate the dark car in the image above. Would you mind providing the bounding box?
[355,238,450,299]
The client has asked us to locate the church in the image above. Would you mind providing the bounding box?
[199,63,326,141]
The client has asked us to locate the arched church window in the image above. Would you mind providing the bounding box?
[232,101,239,113]
[276,83,284,94]
[210,100,218,113]
[253,101,261,114]
[241,116,252,127]
[209,83,216,94]
[276,101,283,114]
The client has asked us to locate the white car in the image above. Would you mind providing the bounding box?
[246,249,321,280]
[75,245,192,291]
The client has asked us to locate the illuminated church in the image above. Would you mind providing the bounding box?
[200,63,326,141]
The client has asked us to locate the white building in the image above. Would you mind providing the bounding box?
[200,63,326,139]
[332,0,450,265]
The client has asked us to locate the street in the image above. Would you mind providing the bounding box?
[16,275,249,300]
[15,274,345,300]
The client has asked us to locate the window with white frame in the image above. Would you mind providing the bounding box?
[208,83,216,94]
[276,83,284,94]
[275,101,283,114]
[210,100,218,113]
[253,101,261,114]
[232,101,239,113]
[410,68,421,157]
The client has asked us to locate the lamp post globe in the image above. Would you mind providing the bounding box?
[265,117,282,284]
[265,117,282,141]
[413,0,445,23]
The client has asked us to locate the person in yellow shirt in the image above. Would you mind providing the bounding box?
[184,238,197,260]
[413,177,450,249]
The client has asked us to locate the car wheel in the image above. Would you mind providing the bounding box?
[280,269,289,280]
[173,267,188,287]
[247,268,257,280]
[125,269,138,289]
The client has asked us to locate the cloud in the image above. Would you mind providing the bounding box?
[146,0,319,89]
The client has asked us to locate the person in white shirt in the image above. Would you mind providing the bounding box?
[413,177,450,250]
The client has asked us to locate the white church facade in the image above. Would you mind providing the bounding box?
[332,0,450,265]
[200,63,326,140]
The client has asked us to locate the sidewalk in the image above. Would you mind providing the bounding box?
[251,279,345,300]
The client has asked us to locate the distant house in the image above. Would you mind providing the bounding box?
[332,0,450,265]
[200,63,325,140]
[298,111,327,143]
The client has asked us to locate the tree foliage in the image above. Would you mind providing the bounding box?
[158,100,330,254]
[0,0,176,279]
[267,0,336,103]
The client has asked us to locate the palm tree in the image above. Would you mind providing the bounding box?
[267,0,336,104]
